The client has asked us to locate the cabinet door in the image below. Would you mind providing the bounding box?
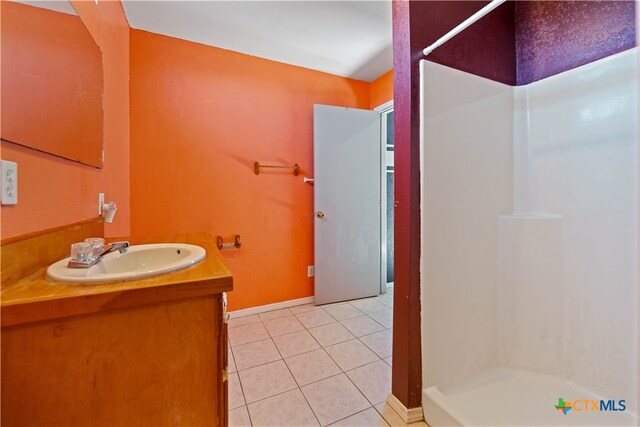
[2,296,222,426]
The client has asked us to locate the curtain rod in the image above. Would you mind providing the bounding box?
[422,0,507,57]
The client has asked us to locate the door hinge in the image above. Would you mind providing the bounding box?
[222,368,228,383]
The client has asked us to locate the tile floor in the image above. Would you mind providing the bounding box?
[227,289,400,427]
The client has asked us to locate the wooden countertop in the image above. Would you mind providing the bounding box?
[1,233,233,327]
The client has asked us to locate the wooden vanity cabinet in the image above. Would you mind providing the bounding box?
[1,226,232,426]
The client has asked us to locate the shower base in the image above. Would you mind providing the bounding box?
[423,368,638,426]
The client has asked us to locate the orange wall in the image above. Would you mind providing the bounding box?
[130,30,372,311]
[370,69,393,109]
[0,0,130,239]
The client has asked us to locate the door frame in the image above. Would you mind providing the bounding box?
[375,100,394,295]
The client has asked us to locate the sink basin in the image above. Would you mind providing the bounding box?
[47,243,206,284]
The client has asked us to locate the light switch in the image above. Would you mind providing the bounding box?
[1,160,17,205]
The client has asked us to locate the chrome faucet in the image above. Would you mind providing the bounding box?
[67,241,130,269]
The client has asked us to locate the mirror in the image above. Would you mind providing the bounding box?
[1,1,104,168]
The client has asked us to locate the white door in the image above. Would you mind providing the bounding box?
[313,104,381,305]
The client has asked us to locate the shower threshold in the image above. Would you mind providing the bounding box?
[423,368,637,426]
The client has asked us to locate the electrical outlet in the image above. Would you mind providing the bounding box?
[307,265,315,277]
[1,160,17,205]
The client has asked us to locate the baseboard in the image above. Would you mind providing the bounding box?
[228,296,315,319]
[386,393,424,424]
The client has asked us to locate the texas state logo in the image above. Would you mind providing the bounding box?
[555,398,572,415]
[555,397,627,415]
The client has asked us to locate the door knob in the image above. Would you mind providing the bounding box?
[316,211,325,219]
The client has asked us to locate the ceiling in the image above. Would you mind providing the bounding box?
[122,1,392,82]
[14,0,77,15]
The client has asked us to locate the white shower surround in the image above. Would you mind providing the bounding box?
[420,49,639,426]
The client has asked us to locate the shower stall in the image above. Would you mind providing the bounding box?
[420,48,638,426]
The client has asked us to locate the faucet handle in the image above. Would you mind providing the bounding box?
[68,241,130,269]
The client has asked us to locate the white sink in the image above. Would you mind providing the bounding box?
[47,243,206,284]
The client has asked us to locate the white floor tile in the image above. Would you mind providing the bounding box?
[340,316,385,337]
[229,322,270,347]
[296,310,336,329]
[301,374,370,426]
[324,339,379,371]
[374,293,394,309]
[360,329,392,358]
[308,322,355,347]
[239,360,298,404]
[229,406,252,427]
[228,347,237,373]
[330,407,389,426]
[323,304,364,321]
[233,338,281,371]
[273,330,321,358]
[229,314,262,329]
[259,308,293,322]
[228,294,399,426]
[321,301,351,309]
[229,372,246,410]
[368,309,393,329]
[248,389,319,427]
[290,303,324,315]
[263,315,305,337]
[346,360,391,405]
[285,349,341,386]
[350,298,388,314]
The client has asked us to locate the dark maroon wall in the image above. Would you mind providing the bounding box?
[516,1,637,85]
[391,0,419,410]
[391,0,516,409]
[414,1,517,85]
